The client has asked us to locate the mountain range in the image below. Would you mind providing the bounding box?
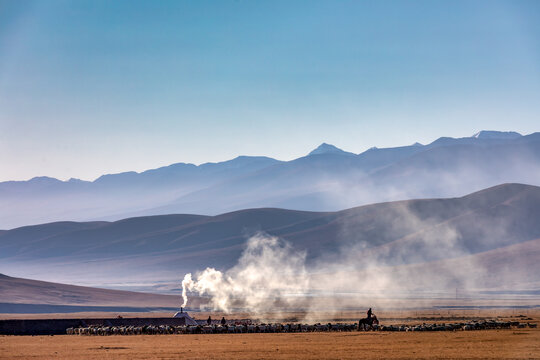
[2,130,540,229]
[2,183,539,294]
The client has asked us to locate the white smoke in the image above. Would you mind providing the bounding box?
[181,232,309,313]
[181,273,193,308]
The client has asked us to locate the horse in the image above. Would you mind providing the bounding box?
[358,315,379,331]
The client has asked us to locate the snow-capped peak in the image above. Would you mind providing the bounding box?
[472,131,522,140]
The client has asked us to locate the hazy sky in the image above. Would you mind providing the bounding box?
[1,0,539,181]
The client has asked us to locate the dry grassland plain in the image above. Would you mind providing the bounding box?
[1,329,539,360]
[1,310,539,359]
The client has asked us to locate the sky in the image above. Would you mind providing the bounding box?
[0,0,539,181]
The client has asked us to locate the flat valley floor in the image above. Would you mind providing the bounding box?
[1,310,539,359]
[1,328,539,359]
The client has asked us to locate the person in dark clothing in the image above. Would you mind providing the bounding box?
[221,317,226,326]
[207,316,212,325]
[367,308,373,320]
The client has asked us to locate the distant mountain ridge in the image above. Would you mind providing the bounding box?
[4,130,526,185]
[1,130,540,228]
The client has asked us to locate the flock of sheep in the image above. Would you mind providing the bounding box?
[378,320,536,332]
[66,319,535,335]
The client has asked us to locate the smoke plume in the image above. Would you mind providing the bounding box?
[181,232,309,313]
[181,273,193,308]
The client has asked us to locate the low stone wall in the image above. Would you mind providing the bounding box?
[0,317,190,335]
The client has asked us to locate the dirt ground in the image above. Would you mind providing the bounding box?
[1,310,539,359]
[1,328,539,359]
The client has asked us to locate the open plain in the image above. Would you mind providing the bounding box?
[1,310,539,359]
[1,328,539,359]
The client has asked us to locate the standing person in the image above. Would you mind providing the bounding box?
[221,317,226,326]
[207,316,212,325]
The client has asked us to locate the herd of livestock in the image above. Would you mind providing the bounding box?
[67,319,536,335]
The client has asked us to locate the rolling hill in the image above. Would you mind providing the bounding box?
[0,273,188,314]
[1,183,539,292]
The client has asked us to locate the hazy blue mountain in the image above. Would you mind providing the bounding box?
[0,156,281,228]
[153,131,540,215]
[1,131,540,228]
[1,183,539,291]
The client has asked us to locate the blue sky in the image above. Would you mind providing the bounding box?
[0,0,539,181]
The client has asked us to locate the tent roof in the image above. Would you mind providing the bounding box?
[173,311,198,325]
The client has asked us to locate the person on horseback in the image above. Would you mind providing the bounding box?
[358,308,377,331]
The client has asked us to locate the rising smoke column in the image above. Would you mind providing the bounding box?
[181,232,310,313]
[181,273,193,308]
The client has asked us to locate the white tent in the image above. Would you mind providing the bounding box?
[173,311,198,325]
